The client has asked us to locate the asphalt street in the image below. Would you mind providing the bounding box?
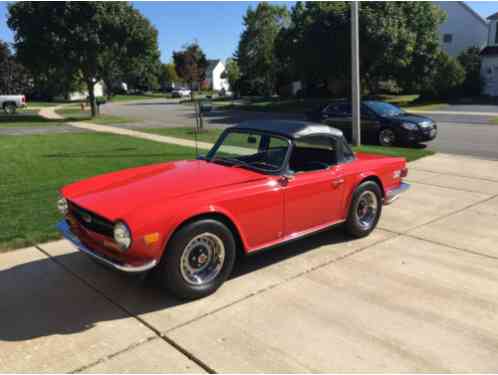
[101,99,498,160]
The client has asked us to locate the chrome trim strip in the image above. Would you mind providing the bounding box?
[384,182,410,205]
[250,219,346,253]
[56,220,157,273]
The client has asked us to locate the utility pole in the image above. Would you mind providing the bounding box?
[351,1,361,146]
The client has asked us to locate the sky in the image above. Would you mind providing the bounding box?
[0,1,497,63]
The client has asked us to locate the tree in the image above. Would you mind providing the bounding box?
[0,40,32,94]
[159,63,180,91]
[457,46,482,97]
[8,2,161,116]
[222,59,240,96]
[236,3,289,96]
[275,2,446,96]
[421,52,465,99]
[173,42,208,100]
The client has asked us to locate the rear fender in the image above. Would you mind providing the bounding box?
[344,172,385,214]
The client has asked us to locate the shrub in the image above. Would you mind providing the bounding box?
[421,52,465,99]
[457,46,482,97]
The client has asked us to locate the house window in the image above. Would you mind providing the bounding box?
[495,25,498,44]
[443,34,452,43]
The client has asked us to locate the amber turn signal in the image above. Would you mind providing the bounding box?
[144,232,160,246]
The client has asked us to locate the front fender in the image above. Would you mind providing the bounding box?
[158,204,250,258]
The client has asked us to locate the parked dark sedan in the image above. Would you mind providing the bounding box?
[306,100,437,146]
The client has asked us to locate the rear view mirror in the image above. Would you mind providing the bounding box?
[247,136,257,144]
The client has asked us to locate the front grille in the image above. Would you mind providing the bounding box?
[68,201,114,237]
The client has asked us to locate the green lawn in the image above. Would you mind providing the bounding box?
[0,132,195,252]
[0,111,64,128]
[207,95,448,114]
[109,93,167,102]
[141,127,434,162]
[212,98,330,113]
[55,107,135,125]
[28,101,76,108]
[142,126,224,144]
[353,145,434,162]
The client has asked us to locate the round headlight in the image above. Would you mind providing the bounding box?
[401,122,418,131]
[113,221,132,251]
[57,197,68,215]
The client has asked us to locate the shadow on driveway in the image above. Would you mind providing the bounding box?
[0,225,352,342]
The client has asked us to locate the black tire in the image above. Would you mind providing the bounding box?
[4,103,16,115]
[345,181,382,238]
[157,219,236,300]
[378,128,396,147]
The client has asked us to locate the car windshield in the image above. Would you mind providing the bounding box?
[364,101,404,117]
[207,130,290,173]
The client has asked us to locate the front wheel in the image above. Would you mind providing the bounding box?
[345,181,382,238]
[378,128,396,147]
[157,219,236,300]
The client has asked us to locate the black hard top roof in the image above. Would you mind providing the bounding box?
[233,120,343,139]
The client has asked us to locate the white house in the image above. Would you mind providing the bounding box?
[66,81,105,101]
[205,59,230,92]
[434,1,488,57]
[480,12,498,96]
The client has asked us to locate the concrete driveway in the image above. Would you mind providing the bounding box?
[2,153,498,372]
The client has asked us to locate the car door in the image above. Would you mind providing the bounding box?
[360,105,382,143]
[283,136,346,236]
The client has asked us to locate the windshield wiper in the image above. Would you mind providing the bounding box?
[210,156,251,169]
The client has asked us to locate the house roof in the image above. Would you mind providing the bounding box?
[487,11,498,20]
[233,120,343,139]
[480,46,498,56]
[457,1,488,26]
[206,59,221,74]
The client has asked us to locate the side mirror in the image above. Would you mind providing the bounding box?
[247,136,257,144]
[196,155,206,160]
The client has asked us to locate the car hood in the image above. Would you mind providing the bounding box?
[387,113,433,125]
[62,160,265,220]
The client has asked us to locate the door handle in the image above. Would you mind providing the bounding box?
[332,178,345,188]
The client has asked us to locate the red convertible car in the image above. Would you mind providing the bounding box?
[57,121,409,299]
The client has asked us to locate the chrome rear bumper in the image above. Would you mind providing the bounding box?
[384,182,410,205]
[56,220,157,273]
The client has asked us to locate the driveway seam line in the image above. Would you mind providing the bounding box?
[404,180,496,195]
[69,336,159,373]
[166,232,396,334]
[410,167,498,184]
[404,193,498,234]
[403,233,498,261]
[34,245,216,374]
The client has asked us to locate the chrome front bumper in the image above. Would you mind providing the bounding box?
[384,182,410,205]
[57,220,157,273]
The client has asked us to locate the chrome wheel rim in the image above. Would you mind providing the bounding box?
[180,232,225,285]
[379,129,395,146]
[355,191,378,230]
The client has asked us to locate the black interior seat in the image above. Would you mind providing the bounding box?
[289,147,337,172]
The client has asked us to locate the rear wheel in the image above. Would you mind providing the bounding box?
[157,219,236,300]
[345,181,382,238]
[4,103,16,115]
[378,128,396,146]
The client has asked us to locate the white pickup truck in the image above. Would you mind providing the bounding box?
[0,95,27,114]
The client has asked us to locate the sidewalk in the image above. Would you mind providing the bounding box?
[2,149,498,371]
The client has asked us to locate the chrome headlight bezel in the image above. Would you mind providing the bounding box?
[401,122,418,131]
[57,197,68,215]
[113,221,132,251]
